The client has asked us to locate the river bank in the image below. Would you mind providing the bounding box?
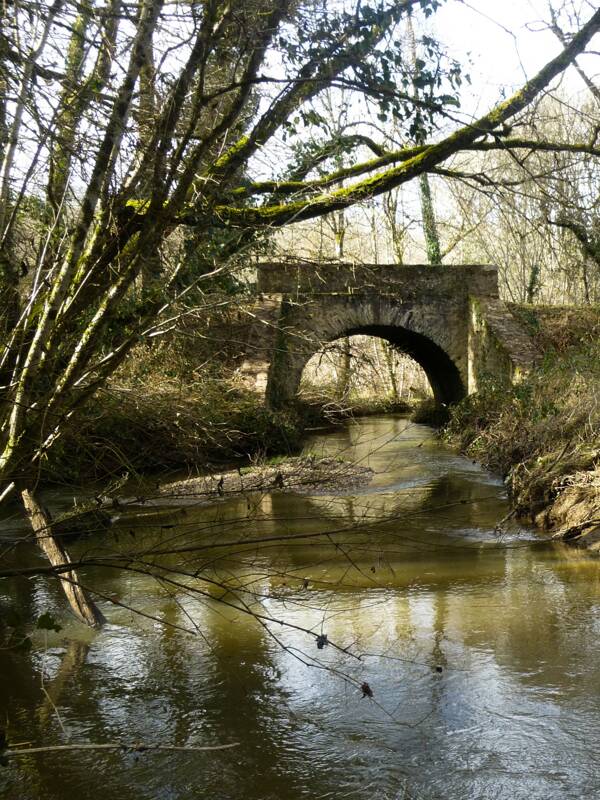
[36,302,422,488]
[444,305,600,549]
[41,360,414,491]
[36,301,600,552]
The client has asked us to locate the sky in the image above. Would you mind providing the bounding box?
[432,0,598,117]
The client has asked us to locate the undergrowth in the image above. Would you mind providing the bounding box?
[45,332,304,486]
[444,333,600,519]
[299,381,412,421]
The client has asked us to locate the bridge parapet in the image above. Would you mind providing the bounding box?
[257,262,499,299]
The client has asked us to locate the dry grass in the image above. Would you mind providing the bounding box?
[45,322,304,485]
[509,303,600,353]
[444,327,600,523]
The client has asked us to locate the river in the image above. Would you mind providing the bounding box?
[1,415,600,799]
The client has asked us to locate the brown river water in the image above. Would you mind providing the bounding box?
[1,415,600,800]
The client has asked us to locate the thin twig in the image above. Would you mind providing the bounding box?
[3,742,240,757]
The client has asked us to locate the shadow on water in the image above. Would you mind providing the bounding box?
[2,415,600,799]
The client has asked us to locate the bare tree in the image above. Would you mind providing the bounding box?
[442,91,600,304]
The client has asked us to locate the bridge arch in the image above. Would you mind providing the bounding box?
[238,264,537,408]
[309,325,465,405]
[265,294,467,408]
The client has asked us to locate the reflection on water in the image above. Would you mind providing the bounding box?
[2,416,600,799]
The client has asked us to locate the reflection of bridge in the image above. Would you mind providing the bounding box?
[238,263,538,408]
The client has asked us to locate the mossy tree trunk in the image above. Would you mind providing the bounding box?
[407,10,442,266]
[22,489,105,627]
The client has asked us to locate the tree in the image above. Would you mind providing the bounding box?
[1,0,599,624]
[438,90,600,304]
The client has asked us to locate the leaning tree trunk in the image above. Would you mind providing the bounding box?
[22,488,105,628]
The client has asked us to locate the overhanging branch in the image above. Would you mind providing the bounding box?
[180,6,600,227]
[229,138,600,200]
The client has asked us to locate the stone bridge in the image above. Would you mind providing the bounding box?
[238,263,538,408]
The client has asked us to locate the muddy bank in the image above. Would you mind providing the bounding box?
[447,428,600,551]
[526,468,600,550]
[444,304,600,550]
[154,457,374,504]
[42,457,373,535]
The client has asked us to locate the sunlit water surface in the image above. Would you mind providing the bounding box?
[2,415,600,800]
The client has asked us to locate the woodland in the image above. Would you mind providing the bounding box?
[2,5,600,796]
[0,0,599,644]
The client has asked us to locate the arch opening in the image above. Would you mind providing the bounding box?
[297,325,465,408]
[300,334,431,406]
[349,325,465,406]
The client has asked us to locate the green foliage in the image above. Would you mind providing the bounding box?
[176,228,253,294]
[277,0,462,140]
